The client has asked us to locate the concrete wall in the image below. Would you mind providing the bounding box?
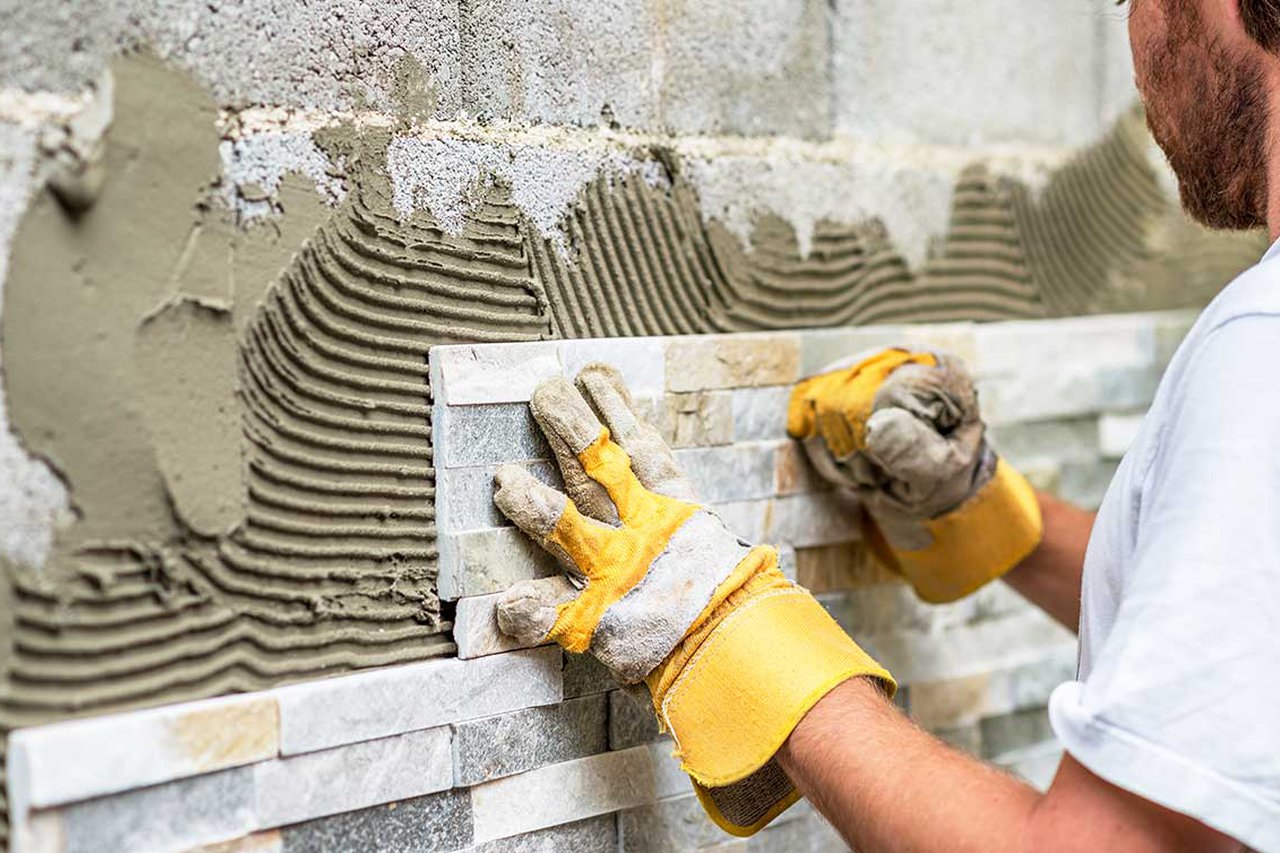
[0,1,1265,851]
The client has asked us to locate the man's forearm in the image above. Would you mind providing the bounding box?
[1001,492,1095,631]
[777,677,1239,853]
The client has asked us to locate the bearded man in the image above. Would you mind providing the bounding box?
[490,2,1280,850]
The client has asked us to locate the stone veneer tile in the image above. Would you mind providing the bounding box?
[469,742,691,844]
[562,652,618,698]
[674,443,778,503]
[463,815,615,853]
[455,592,549,659]
[607,689,662,751]
[272,647,562,755]
[9,693,278,809]
[440,461,560,533]
[798,326,907,376]
[768,492,861,548]
[665,335,800,392]
[634,391,734,448]
[435,404,550,470]
[973,314,1160,424]
[255,726,453,829]
[280,788,473,853]
[730,386,792,442]
[47,767,255,853]
[438,526,560,601]
[432,342,563,405]
[855,610,1075,685]
[562,338,666,397]
[452,695,608,786]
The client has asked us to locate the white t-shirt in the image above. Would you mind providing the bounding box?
[1048,240,1280,852]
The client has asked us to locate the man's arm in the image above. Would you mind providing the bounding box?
[1001,492,1095,631]
[778,677,1240,853]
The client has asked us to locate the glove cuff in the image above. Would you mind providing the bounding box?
[890,457,1044,603]
[653,580,894,836]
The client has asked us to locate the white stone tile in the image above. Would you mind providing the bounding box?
[768,492,862,548]
[455,592,549,659]
[730,386,792,442]
[438,525,561,601]
[433,342,563,405]
[858,610,1076,685]
[273,647,562,755]
[798,327,908,376]
[674,443,777,504]
[254,726,452,829]
[562,337,666,397]
[470,742,691,844]
[1098,411,1145,459]
[973,314,1159,424]
[8,693,278,810]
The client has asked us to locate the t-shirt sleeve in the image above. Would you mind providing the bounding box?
[1048,314,1280,848]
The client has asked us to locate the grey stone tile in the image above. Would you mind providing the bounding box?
[464,815,616,853]
[281,788,473,853]
[440,461,560,533]
[435,404,551,469]
[608,689,662,751]
[619,794,727,853]
[563,651,619,698]
[255,726,453,829]
[452,694,609,786]
[58,767,255,853]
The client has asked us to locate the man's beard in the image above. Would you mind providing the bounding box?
[1143,6,1270,230]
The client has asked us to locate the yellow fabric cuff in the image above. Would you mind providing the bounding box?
[659,587,894,835]
[891,458,1044,603]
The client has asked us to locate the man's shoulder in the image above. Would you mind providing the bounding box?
[1198,248,1280,332]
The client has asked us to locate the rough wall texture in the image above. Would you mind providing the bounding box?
[0,1,1267,850]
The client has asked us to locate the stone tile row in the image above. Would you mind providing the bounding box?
[8,648,563,818]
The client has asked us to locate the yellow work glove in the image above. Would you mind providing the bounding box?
[494,364,894,836]
[787,348,1042,603]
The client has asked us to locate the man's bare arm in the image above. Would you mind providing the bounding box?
[1001,492,1096,631]
[779,677,1240,853]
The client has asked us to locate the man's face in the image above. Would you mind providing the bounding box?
[1129,0,1269,229]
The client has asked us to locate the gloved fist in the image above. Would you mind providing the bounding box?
[787,348,1042,603]
[494,363,893,836]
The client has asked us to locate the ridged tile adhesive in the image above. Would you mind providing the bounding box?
[0,52,1266,842]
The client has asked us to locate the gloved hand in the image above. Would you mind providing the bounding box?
[494,363,894,836]
[787,348,1042,603]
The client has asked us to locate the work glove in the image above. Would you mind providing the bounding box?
[787,348,1042,603]
[494,363,894,836]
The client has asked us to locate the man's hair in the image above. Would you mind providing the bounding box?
[1242,0,1280,53]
